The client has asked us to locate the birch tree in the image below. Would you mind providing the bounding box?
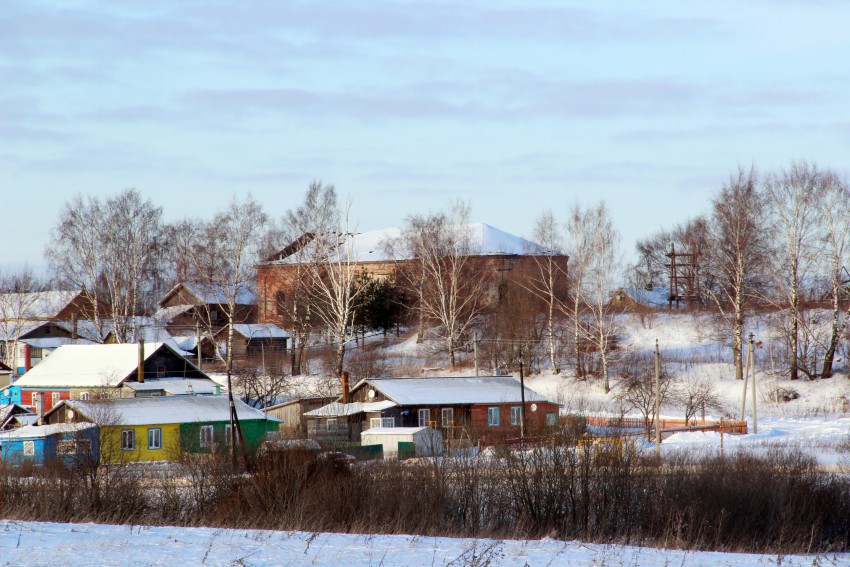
[389,201,490,370]
[702,167,766,380]
[814,171,850,378]
[763,162,823,380]
[520,211,569,373]
[0,268,45,370]
[45,190,163,342]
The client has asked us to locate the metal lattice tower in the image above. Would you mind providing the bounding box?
[667,243,700,309]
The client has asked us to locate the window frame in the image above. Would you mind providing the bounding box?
[199,425,214,448]
[441,407,454,427]
[381,417,395,428]
[418,409,431,427]
[23,440,35,456]
[545,412,558,427]
[510,406,522,427]
[487,406,501,427]
[51,392,61,407]
[121,429,136,451]
[147,428,162,450]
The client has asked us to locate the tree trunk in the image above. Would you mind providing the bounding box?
[790,281,799,380]
[821,292,841,378]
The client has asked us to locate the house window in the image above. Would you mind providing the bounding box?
[23,441,34,456]
[327,418,338,430]
[51,393,61,407]
[381,417,395,428]
[418,409,431,427]
[199,425,214,448]
[157,365,166,377]
[31,392,39,407]
[80,392,90,401]
[510,406,522,427]
[369,418,382,429]
[121,429,136,451]
[546,412,558,427]
[224,424,233,445]
[148,428,162,450]
[442,408,454,427]
[487,407,500,427]
[275,290,286,315]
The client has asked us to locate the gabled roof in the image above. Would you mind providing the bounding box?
[159,282,256,308]
[0,403,34,429]
[55,396,278,426]
[0,290,82,320]
[229,324,290,340]
[354,376,553,406]
[13,342,206,389]
[263,223,556,265]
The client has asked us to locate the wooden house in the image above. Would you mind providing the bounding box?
[155,282,258,336]
[0,403,36,431]
[305,376,560,444]
[0,422,99,467]
[43,396,280,463]
[263,396,335,438]
[13,342,213,413]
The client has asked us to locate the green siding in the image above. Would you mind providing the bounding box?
[179,419,278,454]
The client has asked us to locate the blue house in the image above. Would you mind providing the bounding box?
[0,386,22,406]
[0,422,99,466]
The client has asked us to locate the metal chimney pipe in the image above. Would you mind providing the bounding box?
[341,371,349,404]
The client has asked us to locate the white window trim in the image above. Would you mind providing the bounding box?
[121,429,136,451]
[199,425,214,448]
[51,393,61,406]
[441,408,454,427]
[381,417,395,428]
[418,409,430,427]
[23,440,35,456]
[510,406,522,427]
[148,428,162,450]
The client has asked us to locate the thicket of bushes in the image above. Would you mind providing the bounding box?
[1,437,848,554]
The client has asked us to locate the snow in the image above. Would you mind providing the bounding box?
[13,343,201,388]
[362,376,553,406]
[0,422,95,439]
[61,395,278,426]
[303,400,397,417]
[0,290,79,319]
[362,426,427,435]
[160,282,257,307]
[230,323,291,339]
[123,378,219,396]
[0,521,846,566]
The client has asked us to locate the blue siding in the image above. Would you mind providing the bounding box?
[0,428,99,467]
[0,386,22,406]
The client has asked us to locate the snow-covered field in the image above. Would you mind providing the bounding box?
[2,520,849,566]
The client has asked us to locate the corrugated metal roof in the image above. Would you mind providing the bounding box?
[304,400,397,417]
[0,422,96,439]
[364,376,551,406]
[123,378,218,395]
[63,396,278,426]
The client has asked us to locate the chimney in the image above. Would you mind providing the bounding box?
[341,371,349,404]
[23,343,31,373]
[36,392,44,425]
[138,339,145,383]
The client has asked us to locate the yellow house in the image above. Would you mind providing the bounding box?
[44,396,280,463]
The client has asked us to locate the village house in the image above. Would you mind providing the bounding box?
[0,402,36,430]
[0,422,98,467]
[256,223,569,327]
[304,376,560,444]
[41,396,280,463]
[12,342,214,413]
[263,395,336,438]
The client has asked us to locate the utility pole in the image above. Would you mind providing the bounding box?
[750,333,757,434]
[519,347,526,439]
[654,339,661,456]
[473,331,479,377]
[740,333,750,422]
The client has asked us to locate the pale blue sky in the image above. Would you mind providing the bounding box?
[3,1,849,269]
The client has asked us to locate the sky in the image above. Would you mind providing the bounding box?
[3,1,850,272]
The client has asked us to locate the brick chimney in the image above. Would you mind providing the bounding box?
[341,371,349,404]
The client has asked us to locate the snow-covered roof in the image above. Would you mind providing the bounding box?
[616,287,670,308]
[361,426,429,435]
[0,403,34,427]
[265,223,553,264]
[13,342,205,388]
[0,422,96,440]
[360,376,552,406]
[160,282,256,307]
[123,378,219,396]
[60,396,278,426]
[230,324,290,340]
[152,304,194,323]
[304,400,397,417]
[20,337,94,350]
[0,290,81,320]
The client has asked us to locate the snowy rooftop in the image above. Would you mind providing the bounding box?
[303,400,397,417]
[123,378,219,395]
[230,324,291,340]
[0,422,96,440]
[361,426,429,435]
[616,287,670,308]
[160,282,256,307]
[0,290,81,320]
[60,396,278,426]
[264,223,555,264]
[13,343,204,388]
[362,376,552,406]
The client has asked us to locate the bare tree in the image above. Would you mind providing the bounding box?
[702,167,766,380]
[616,351,676,439]
[520,211,569,373]
[0,267,45,370]
[389,201,490,370]
[183,195,268,459]
[763,162,823,380]
[814,171,850,378]
[45,189,163,342]
[673,373,725,426]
